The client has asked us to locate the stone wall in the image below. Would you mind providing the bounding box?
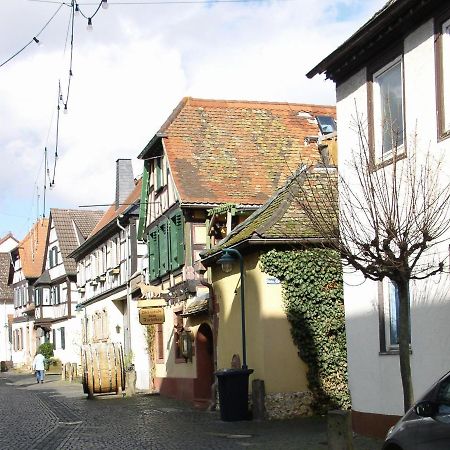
[264,391,313,420]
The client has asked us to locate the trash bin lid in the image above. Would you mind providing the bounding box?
[215,368,254,377]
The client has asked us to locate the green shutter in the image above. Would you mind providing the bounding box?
[137,161,150,241]
[169,212,185,270]
[158,220,169,275]
[148,229,159,281]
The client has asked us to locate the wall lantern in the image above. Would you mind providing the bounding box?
[180,330,193,361]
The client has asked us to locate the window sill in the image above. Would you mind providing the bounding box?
[438,130,450,142]
[371,147,406,171]
[379,348,412,356]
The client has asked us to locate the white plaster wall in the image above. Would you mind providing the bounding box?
[53,317,82,365]
[0,302,13,361]
[129,300,150,390]
[11,321,34,367]
[337,18,450,416]
[0,237,18,252]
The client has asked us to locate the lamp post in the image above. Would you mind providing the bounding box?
[217,248,247,370]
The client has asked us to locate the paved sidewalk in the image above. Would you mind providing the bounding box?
[0,372,383,450]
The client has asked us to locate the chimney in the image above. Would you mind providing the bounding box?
[115,159,134,210]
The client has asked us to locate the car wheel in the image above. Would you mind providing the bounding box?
[383,444,403,450]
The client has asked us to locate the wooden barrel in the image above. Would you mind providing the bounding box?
[81,343,125,396]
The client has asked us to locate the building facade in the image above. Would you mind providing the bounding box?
[10,219,49,368]
[137,97,335,406]
[70,160,150,390]
[308,0,450,438]
[33,209,103,367]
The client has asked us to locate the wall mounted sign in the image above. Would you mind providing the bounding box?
[139,307,165,325]
[266,276,281,285]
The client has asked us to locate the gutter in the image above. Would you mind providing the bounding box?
[306,0,435,81]
[201,236,332,267]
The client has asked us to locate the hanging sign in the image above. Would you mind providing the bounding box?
[139,307,165,325]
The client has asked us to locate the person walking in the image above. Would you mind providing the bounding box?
[32,351,46,384]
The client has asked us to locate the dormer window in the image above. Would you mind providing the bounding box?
[316,115,337,135]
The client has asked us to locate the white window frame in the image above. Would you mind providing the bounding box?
[372,56,405,160]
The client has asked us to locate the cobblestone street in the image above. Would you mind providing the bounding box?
[0,372,382,450]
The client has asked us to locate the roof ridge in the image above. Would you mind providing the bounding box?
[185,97,336,109]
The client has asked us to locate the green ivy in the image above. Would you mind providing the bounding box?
[260,249,350,413]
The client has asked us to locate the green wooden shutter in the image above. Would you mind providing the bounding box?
[158,220,169,275]
[169,212,185,270]
[137,161,150,241]
[148,229,159,281]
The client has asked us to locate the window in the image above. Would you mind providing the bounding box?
[379,280,411,352]
[191,223,206,264]
[35,288,42,306]
[316,115,337,135]
[49,246,58,268]
[436,16,450,138]
[148,211,185,281]
[52,329,56,350]
[156,324,164,361]
[372,56,405,158]
[60,327,65,350]
[174,311,185,362]
[51,285,60,305]
[155,156,163,191]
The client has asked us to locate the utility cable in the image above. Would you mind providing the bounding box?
[30,0,295,6]
[0,3,65,68]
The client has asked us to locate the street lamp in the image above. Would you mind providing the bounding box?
[217,248,248,370]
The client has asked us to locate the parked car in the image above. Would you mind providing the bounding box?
[383,371,450,450]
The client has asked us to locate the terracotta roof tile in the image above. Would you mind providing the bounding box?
[203,165,338,256]
[51,209,104,275]
[18,218,49,279]
[145,97,336,205]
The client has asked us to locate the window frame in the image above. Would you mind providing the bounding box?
[378,280,411,354]
[435,9,450,141]
[367,45,406,169]
[173,309,186,364]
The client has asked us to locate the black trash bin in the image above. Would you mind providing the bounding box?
[215,368,254,421]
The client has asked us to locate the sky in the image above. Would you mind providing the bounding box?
[0,0,386,240]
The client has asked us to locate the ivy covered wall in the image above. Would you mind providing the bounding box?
[260,248,350,413]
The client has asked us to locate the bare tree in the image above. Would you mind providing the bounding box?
[297,118,450,412]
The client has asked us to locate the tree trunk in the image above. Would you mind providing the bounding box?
[397,279,414,412]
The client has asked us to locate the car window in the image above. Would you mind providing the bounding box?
[437,379,450,404]
[436,378,450,421]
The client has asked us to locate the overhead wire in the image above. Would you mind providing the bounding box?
[30,0,295,6]
[0,3,65,68]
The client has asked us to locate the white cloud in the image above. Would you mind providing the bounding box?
[0,0,386,238]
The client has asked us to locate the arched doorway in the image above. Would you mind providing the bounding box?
[194,323,214,407]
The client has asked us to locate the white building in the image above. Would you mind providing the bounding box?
[308,0,450,438]
[70,160,150,390]
[33,209,103,366]
[10,219,49,368]
[0,234,19,253]
[0,253,14,366]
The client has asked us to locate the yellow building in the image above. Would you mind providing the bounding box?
[202,167,339,419]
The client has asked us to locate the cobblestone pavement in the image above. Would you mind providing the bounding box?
[0,372,383,450]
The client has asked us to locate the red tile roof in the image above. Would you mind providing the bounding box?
[50,209,104,275]
[18,218,49,279]
[146,97,335,205]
